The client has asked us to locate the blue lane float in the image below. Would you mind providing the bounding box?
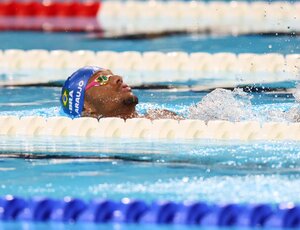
[0,196,300,228]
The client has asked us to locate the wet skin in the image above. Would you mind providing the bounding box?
[82,69,181,120]
[82,69,138,119]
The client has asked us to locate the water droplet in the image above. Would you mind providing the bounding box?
[182,177,189,183]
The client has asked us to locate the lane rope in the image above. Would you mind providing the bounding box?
[0,1,299,33]
[0,1,100,17]
[0,195,299,228]
[0,116,300,140]
[0,50,299,86]
[0,1,101,32]
[99,1,300,34]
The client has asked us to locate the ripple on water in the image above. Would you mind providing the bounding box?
[6,174,297,203]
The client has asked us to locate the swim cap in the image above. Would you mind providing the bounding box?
[61,66,103,117]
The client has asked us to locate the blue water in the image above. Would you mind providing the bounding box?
[0,87,297,120]
[0,29,299,229]
[1,136,300,203]
[0,87,300,204]
[0,32,299,54]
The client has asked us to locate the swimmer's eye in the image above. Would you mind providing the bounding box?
[96,75,109,85]
[85,75,111,91]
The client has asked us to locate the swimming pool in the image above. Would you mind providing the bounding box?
[1,1,300,229]
[0,85,300,202]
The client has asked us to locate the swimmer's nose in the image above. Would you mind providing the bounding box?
[111,75,123,85]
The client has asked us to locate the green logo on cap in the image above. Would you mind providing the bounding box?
[62,89,68,107]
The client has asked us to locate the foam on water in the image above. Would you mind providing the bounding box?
[188,88,255,121]
[188,87,300,123]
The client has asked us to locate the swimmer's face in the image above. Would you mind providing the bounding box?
[83,69,138,119]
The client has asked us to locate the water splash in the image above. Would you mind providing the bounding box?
[263,84,300,122]
[187,86,300,123]
[285,84,300,122]
[293,84,300,103]
[188,88,255,122]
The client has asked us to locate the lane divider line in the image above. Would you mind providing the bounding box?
[1,116,300,140]
[0,195,299,228]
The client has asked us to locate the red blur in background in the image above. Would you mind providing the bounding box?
[0,1,100,17]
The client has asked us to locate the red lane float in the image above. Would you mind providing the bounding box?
[0,1,100,17]
[0,1,101,32]
[0,17,101,32]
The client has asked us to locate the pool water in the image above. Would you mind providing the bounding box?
[0,86,298,121]
[0,32,299,54]
[0,85,300,204]
[2,137,300,204]
[0,28,300,229]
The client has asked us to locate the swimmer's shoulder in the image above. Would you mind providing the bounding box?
[142,109,182,120]
[81,109,182,120]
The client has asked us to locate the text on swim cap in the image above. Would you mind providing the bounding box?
[68,90,73,112]
[75,80,84,114]
[67,80,84,115]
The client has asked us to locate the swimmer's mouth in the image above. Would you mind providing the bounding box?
[121,83,131,92]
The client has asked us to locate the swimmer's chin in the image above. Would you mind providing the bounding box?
[123,95,139,106]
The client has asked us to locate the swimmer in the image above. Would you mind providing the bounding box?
[61,66,181,120]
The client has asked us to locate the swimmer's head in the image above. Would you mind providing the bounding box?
[61,66,138,119]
